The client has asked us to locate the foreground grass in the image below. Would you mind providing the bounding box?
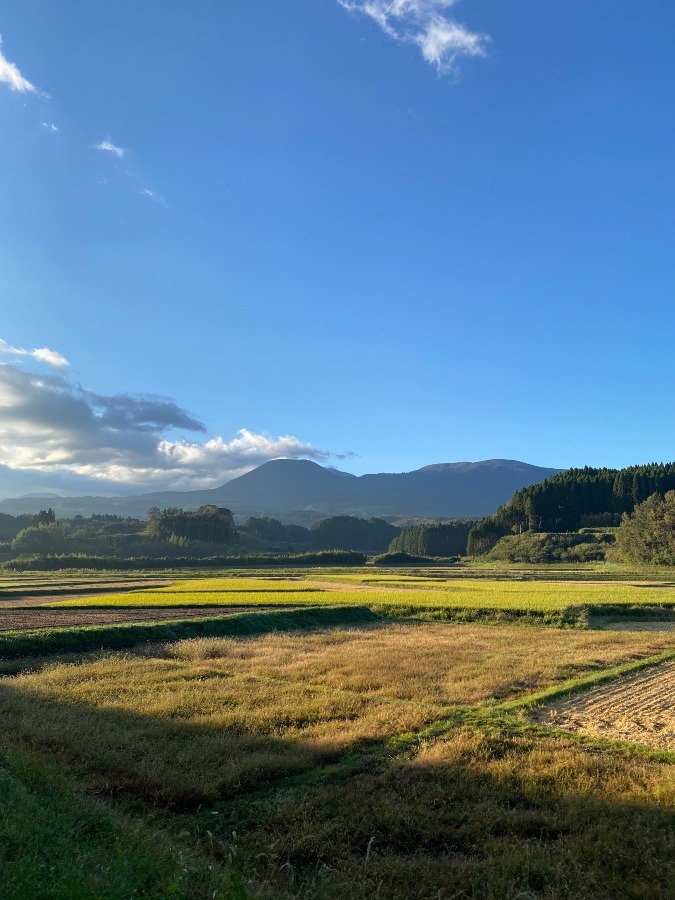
[2,622,674,807]
[3,614,675,898]
[220,728,675,899]
[0,637,435,805]
[168,623,675,706]
[0,746,236,898]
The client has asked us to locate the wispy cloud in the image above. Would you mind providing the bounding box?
[0,35,37,93]
[337,0,489,76]
[0,342,347,492]
[0,338,69,369]
[142,188,167,207]
[96,138,126,158]
[42,121,59,132]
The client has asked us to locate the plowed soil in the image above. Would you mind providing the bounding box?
[0,581,172,607]
[535,660,675,750]
[0,606,257,632]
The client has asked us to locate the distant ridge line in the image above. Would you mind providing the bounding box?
[0,458,562,523]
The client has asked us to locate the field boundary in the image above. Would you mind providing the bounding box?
[0,605,380,660]
[490,648,675,715]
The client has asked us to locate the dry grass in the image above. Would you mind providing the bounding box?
[0,649,433,806]
[3,612,675,897]
[1,622,674,813]
[227,729,675,899]
[168,622,675,706]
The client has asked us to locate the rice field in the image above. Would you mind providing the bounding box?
[46,574,675,616]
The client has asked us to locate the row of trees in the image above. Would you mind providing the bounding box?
[389,521,473,557]
[143,506,237,545]
[240,516,472,556]
[240,517,311,545]
[0,510,54,543]
[5,509,402,558]
[310,516,400,552]
[468,464,675,554]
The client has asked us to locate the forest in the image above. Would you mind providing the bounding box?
[468,463,675,554]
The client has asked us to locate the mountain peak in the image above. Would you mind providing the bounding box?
[0,458,561,521]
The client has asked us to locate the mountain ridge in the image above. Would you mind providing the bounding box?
[0,458,562,522]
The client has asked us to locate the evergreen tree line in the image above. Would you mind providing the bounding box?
[468,464,675,555]
[389,521,473,557]
[310,516,400,551]
[240,517,311,545]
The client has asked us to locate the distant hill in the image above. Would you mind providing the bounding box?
[0,459,562,522]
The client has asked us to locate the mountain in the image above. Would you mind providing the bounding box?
[0,459,562,522]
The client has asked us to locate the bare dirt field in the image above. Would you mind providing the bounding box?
[0,606,258,632]
[534,660,675,750]
[0,581,173,608]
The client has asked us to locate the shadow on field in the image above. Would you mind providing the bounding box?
[1,673,675,898]
[0,673,383,811]
[223,730,675,900]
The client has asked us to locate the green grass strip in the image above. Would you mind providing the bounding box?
[0,605,380,660]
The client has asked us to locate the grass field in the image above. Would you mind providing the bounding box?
[3,568,675,897]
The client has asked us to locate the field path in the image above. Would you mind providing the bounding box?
[535,661,675,750]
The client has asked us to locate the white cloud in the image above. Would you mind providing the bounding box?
[0,338,69,369]
[96,138,126,158]
[142,188,167,207]
[42,121,58,132]
[0,35,37,93]
[0,351,346,493]
[338,0,489,75]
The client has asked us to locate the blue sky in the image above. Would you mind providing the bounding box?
[1,1,674,497]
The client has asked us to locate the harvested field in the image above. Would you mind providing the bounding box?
[534,660,675,750]
[0,580,172,607]
[0,605,258,632]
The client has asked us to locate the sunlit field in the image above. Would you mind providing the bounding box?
[47,573,675,617]
[2,615,675,898]
[4,568,675,896]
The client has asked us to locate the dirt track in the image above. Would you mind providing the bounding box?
[535,660,675,750]
[0,606,257,632]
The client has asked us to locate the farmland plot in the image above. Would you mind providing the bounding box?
[535,660,675,750]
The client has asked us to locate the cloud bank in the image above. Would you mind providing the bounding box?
[0,35,37,93]
[0,340,345,495]
[338,0,489,75]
